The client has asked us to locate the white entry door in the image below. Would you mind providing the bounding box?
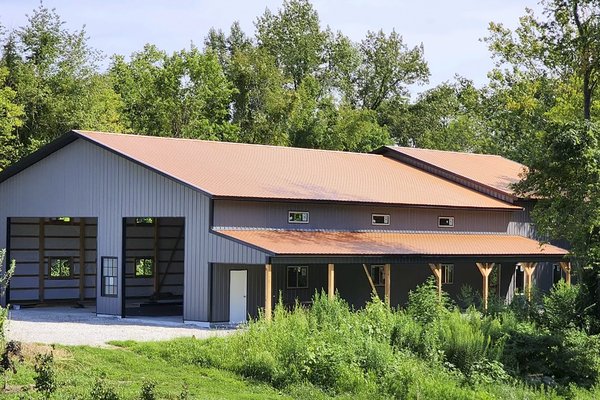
[229,270,248,324]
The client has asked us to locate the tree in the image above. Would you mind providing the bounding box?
[0,67,24,170]
[111,45,237,140]
[255,0,327,89]
[0,3,124,153]
[355,30,429,111]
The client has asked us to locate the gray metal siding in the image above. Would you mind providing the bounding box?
[214,200,512,233]
[0,139,268,321]
[211,264,264,322]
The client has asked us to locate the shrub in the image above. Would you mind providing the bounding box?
[139,380,157,400]
[90,374,120,400]
[468,359,511,386]
[406,277,450,325]
[552,329,600,387]
[542,281,582,331]
[34,352,56,398]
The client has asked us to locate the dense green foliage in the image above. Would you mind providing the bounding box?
[110,281,600,399]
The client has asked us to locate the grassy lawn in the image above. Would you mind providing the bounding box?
[2,342,289,399]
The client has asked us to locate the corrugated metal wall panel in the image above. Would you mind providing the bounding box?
[213,200,512,233]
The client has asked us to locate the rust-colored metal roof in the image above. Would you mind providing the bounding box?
[218,229,568,257]
[74,131,518,210]
[385,146,527,198]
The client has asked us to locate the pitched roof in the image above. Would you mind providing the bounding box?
[66,131,517,210]
[217,229,568,258]
[379,146,527,200]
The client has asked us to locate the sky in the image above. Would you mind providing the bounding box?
[0,0,541,95]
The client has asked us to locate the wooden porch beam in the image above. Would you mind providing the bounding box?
[559,261,572,286]
[429,263,442,302]
[521,262,537,301]
[265,263,272,321]
[384,263,391,306]
[476,262,494,311]
[362,264,378,297]
[327,263,335,300]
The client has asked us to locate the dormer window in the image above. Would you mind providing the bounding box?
[288,211,309,224]
[438,216,454,228]
[372,214,390,226]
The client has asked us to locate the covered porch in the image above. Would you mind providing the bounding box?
[214,230,570,322]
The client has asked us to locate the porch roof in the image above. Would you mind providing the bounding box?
[216,229,569,260]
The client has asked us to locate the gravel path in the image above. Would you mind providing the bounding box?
[6,306,236,347]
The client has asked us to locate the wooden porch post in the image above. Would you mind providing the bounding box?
[476,263,494,311]
[265,264,272,321]
[327,263,335,300]
[522,262,537,301]
[429,263,442,302]
[559,261,572,286]
[38,218,45,303]
[79,218,86,301]
[384,263,391,306]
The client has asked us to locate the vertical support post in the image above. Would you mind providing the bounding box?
[38,218,45,303]
[476,263,494,311]
[327,263,335,300]
[265,264,272,321]
[522,262,537,301]
[559,261,572,286]
[153,219,159,295]
[79,218,86,301]
[429,263,442,302]
[384,263,391,306]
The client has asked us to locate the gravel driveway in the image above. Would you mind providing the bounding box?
[6,306,235,347]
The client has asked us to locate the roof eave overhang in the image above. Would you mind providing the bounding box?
[269,253,569,265]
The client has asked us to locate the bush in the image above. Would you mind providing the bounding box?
[90,374,120,400]
[406,277,450,325]
[34,352,56,398]
[139,380,157,400]
[552,329,600,387]
[543,281,582,331]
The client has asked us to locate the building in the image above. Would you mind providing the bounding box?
[0,131,569,325]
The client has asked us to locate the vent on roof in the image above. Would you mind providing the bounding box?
[372,214,390,226]
[438,216,455,228]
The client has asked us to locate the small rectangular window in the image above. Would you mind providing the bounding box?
[288,211,309,224]
[442,264,454,284]
[438,216,455,228]
[371,265,385,286]
[101,257,118,297]
[372,214,390,226]
[287,266,309,288]
[48,257,72,279]
[134,258,154,277]
[515,264,524,293]
[135,217,154,225]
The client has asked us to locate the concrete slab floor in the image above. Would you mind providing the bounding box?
[6,305,236,347]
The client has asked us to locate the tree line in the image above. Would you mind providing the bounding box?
[1,0,600,329]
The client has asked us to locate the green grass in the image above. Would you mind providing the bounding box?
[1,341,289,399]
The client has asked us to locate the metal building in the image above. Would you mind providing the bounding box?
[0,130,569,325]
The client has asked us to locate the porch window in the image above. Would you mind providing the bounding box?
[515,264,524,293]
[442,264,454,284]
[134,258,154,277]
[48,257,73,279]
[553,263,563,284]
[371,265,385,286]
[288,211,309,224]
[372,214,390,226]
[101,257,118,297]
[287,266,309,289]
